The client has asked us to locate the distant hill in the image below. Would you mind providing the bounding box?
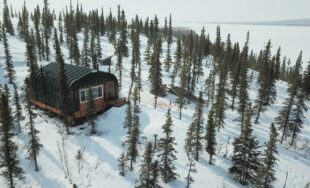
[252,19,310,26]
[185,19,310,27]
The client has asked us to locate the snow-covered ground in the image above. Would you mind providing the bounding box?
[0,15,310,188]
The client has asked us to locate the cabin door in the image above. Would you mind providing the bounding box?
[105,81,115,101]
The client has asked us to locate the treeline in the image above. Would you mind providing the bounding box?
[0,0,310,187]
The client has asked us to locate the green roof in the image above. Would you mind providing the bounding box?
[40,63,92,86]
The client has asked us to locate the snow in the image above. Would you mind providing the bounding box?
[0,13,310,188]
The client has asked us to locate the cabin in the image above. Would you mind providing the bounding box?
[32,63,126,121]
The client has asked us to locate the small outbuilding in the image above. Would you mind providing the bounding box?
[32,63,126,120]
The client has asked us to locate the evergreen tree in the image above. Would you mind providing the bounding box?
[171,38,181,86]
[148,38,164,108]
[131,21,141,96]
[2,0,15,35]
[205,109,216,164]
[256,123,278,188]
[254,40,274,124]
[213,26,222,60]
[90,31,98,69]
[237,32,250,129]
[175,50,188,119]
[87,87,97,134]
[229,103,261,185]
[205,69,215,107]
[289,77,308,146]
[13,84,24,133]
[54,29,73,134]
[17,1,29,39]
[164,15,173,72]
[69,22,80,65]
[275,91,295,144]
[42,0,52,61]
[137,142,154,188]
[2,25,16,85]
[185,152,197,188]
[33,6,43,61]
[185,92,205,161]
[2,25,23,132]
[274,47,281,80]
[303,61,310,98]
[123,100,133,133]
[276,52,303,144]
[26,30,38,74]
[157,108,178,183]
[118,153,127,176]
[149,160,161,188]
[125,87,140,171]
[144,37,152,65]
[25,78,42,171]
[230,43,241,110]
[81,27,91,67]
[0,89,24,188]
[119,10,129,58]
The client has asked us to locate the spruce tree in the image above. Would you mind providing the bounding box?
[164,14,173,72]
[205,109,216,164]
[274,47,281,80]
[0,90,24,188]
[118,153,127,176]
[256,123,278,188]
[25,78,42,171]
[303,61,310,98]
[185,152,197,188]
[13,85,24,133]
[229,103,261,185]
[148,37,164,108]
[2,25,16,85]
[54,28,73,134]
[81,27,91,67]
[26,30,38,75]
[90,31,98,69]
[2,0,15,35]
[237,32,250,129]
[289,77,307,146]
[205,69,215,107]
[149,160,161,188]
[17,1,29,40]
[125,87,140,171]
[229,43,241,110]
[157,108,178,183]
[185,92,205,161]
[123,100,133,133]
[254,41,272,124]
[87,87,97,134]
[2,25,23,132]
[42,0,52,61]
[119,10,129,58]
[137,142,154,188]
[276,52,303,144]
[175,51,188,119]
[171,38,181,86]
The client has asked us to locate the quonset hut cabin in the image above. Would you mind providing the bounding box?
[32,63,126,121]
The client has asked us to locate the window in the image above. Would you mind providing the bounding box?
[79,85,104,103]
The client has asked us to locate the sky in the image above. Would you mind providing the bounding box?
[2,0,310,23]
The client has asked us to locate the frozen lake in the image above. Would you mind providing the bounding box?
[175,22,310,68]
[3,0,310,67]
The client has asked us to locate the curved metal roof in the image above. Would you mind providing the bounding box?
[40,63,92,86]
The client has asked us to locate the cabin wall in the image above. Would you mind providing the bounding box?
[74,97,108,119]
